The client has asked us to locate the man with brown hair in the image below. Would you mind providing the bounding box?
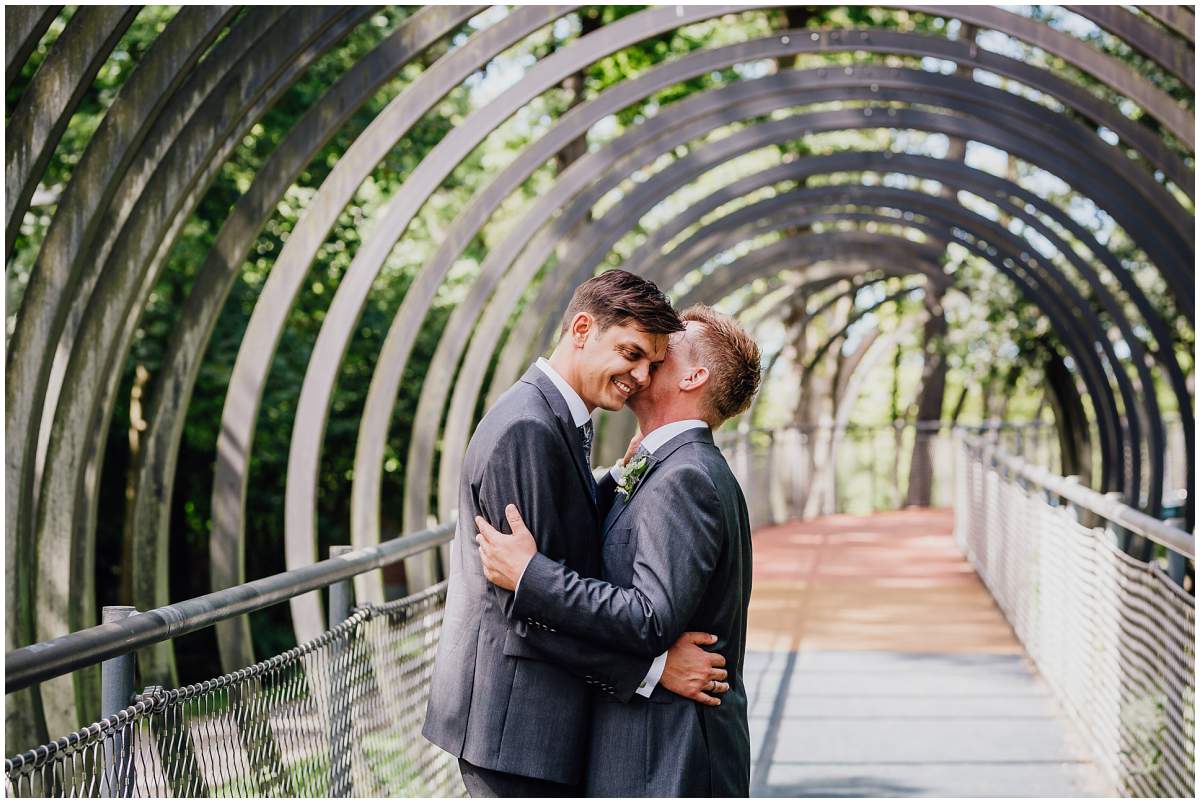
[477,303,763,796]
[423,274,733,797]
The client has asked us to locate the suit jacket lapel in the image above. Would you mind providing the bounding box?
[520,367,598,516]
[603,427,714,532]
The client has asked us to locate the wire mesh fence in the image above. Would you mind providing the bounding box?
[720,420,1058,527]
[4,583,463,798]
[956,437,1195,798]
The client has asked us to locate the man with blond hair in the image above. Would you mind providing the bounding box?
[477,304,762,796]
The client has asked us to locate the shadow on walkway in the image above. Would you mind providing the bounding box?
[745,509,1106,797]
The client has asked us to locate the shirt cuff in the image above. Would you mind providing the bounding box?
[635,651,668,698]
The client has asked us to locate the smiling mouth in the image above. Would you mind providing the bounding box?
[613,378,634,397]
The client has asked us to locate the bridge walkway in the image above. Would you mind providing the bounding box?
[745,508,1108,797]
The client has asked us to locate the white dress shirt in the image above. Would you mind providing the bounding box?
[526,360,665,697]
[535,357,591,426]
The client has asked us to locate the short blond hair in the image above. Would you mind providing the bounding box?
[681,304,762,425]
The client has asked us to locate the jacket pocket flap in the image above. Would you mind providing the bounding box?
[502,627,545,661]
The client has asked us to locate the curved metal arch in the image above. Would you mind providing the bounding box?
[208,5,579,643]
[798,286,927,396]
[355,32,1197,584]
[1137,6,1195,44]
[1062,5,1194,90]
[595,180,1133,496]
[626,148,1191,522]
[638,149,1190,520]
[660,187,1159,438]
[660,199,1163,509]
[665,204,1125,500]
[472,143,1128,506]
[120,6,479,680]
[659,191,1132,501]
[434,109,1183,543]
[6,9,283,633]
[491,102,1190,427]
[4,6,138,253]
[391,55,1184,535]
[2,4,236,722]
[336,12,1190,597]
[648,171,1173,511]
[30,7,368,735]
[275,5,783,638]
[4,6,63,90]
[895,4,1194,147]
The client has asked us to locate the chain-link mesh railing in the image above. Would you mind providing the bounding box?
[5,583,463,798]
[956,436,1195,798]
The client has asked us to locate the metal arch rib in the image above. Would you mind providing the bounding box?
[894,4,1194,149]
[8,7,284,742]
[652,174,1168,510]
[659,189,1152,505]
[3,5,236,740]
[354,30,1195,570]
[30,7,365,737]
[207,5,578,647]
[665,189,1133,500]
[436,102,1185,537]
[279,5,759,630]
[485,97,1190,429]
[662,198,1125,498]
[451,112,1132,516]
[368,41,1191,544]
[1064,5,1194,90]
[4,6,138,255]
[1136,6,1195,44]
[631,149,1190,521]
[5,6,63,90]
[6,11,280,629]
[119,6,479,678]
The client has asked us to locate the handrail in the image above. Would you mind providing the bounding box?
[5,521,456,694]
[960,432,1194,560]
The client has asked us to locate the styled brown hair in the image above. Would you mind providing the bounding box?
[681,304,762,425]
[560,270,684,336]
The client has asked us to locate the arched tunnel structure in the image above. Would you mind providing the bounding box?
[6,5,1195,746]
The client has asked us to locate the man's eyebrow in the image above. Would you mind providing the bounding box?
[619,343,646,358]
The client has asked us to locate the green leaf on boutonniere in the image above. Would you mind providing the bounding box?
[616,455,650,500]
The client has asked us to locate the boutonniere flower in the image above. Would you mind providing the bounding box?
[616,455,650,500]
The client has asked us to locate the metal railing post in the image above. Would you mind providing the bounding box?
[328,545,353,797]
[1103,492,1129,551]
[100,606,137,797]
[1165,518,1189,586]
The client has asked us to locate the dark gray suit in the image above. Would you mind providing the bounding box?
[513,427,754,796]
[422,367,651,789]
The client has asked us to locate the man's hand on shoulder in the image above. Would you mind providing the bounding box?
[476,504,538,591]
[660,632,729,706]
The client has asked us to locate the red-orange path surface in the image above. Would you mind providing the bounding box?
[747,508,1021,655]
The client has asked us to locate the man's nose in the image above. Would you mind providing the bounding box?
[631,362,651,386]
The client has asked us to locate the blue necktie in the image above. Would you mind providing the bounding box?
[580,420,597,503]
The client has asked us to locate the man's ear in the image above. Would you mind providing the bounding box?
[680,365,709,392]
[569,312,592,348]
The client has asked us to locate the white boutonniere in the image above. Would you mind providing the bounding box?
[616,455,650,500]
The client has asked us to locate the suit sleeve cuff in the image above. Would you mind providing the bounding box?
[634,650,667,698]
[511,551,560,623]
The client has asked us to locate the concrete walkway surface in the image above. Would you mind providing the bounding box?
[745,509,1108,797]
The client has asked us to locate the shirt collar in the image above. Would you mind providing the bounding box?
[534,358,591,427]
[640,419,709,454]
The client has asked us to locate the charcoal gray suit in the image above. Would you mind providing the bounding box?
[513,426,754,796]
[422,366,652,790]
